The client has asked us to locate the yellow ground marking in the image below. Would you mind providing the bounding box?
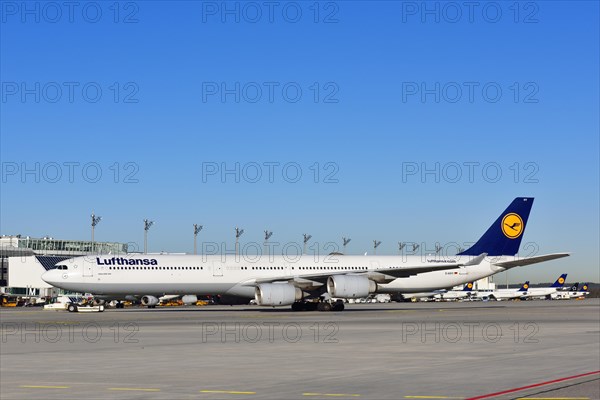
[200,390,256,395]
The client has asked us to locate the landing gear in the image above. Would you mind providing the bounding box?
[332,300,345,312]
[67,304,78,312]
[115,302,125,309]
[291,300,345,312]
[290,301,319,311]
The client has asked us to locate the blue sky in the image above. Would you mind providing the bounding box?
[1,1,598,283]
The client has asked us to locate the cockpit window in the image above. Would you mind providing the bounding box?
[56,265,69,270]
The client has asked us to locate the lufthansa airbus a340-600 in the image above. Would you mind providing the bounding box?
[42,198,569,311]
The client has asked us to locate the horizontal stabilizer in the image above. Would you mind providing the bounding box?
[493,253,570,269]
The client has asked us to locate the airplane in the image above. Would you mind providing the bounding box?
[519,274,568,299]
[436,282,475,301]
[475,281,530,301]
[551,282,589,300]
[41,197,570,311]
[396,291,440,302]
[570,283,590,299]
[397,282,475,302]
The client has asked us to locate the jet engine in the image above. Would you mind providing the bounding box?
[255,283,302,306]
[327,275,377,298]
[141,295,160,306]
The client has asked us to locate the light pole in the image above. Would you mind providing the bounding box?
[193,224,203,255]
[342,237,351,254]
[144,219,154,254]
[264,230,273,256]
[303,233,312,255]
[235,227,244,256]
[398,242,406,255]
[373,240,382,255]
[91,213,101,253]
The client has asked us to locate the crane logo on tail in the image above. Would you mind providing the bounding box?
[501,213,524,239]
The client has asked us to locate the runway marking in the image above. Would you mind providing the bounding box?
[20,385,70,389]
[466,370,600,400]
[303,393,361,397]
[109,387,161,392]
[200,390,256,395]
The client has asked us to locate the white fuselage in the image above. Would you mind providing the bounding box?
[520,287,559,299]
[437,290,473,300]
[42,254,509,299]
[475,288,525,300]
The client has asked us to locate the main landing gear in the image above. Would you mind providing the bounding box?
[291,300,345,312]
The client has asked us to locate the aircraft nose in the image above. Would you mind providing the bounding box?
[41,269,62,286]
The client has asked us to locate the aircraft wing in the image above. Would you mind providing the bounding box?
[241,253,487,289]
[373,253,487,279]
[492,253,570,269]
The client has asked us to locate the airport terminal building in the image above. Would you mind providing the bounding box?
[0,235,128,297]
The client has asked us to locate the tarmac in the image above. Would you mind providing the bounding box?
[1,299,599,400]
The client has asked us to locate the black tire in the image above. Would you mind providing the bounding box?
[318,302,332,312]
[333,301,345,312]
[305,302,318,311]
[67,304,77,313]
[291,302,305,312]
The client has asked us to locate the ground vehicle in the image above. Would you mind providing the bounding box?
[67,303,105,312]
[43,296,104,312]
[43,296,82,310]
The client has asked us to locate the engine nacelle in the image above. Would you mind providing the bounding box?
[327,275,377,298]
[182,295,198,305]
[255,283,302,306]
[141,295,159,306]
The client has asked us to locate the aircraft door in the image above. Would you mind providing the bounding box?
[82,260,93,277]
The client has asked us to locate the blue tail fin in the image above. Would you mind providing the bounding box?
[458,197,534,256]
[518,281,530,292]
[551,274,567,288]
[569,282,579,291]
[580,283,589,292]
[463,282,474,291]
